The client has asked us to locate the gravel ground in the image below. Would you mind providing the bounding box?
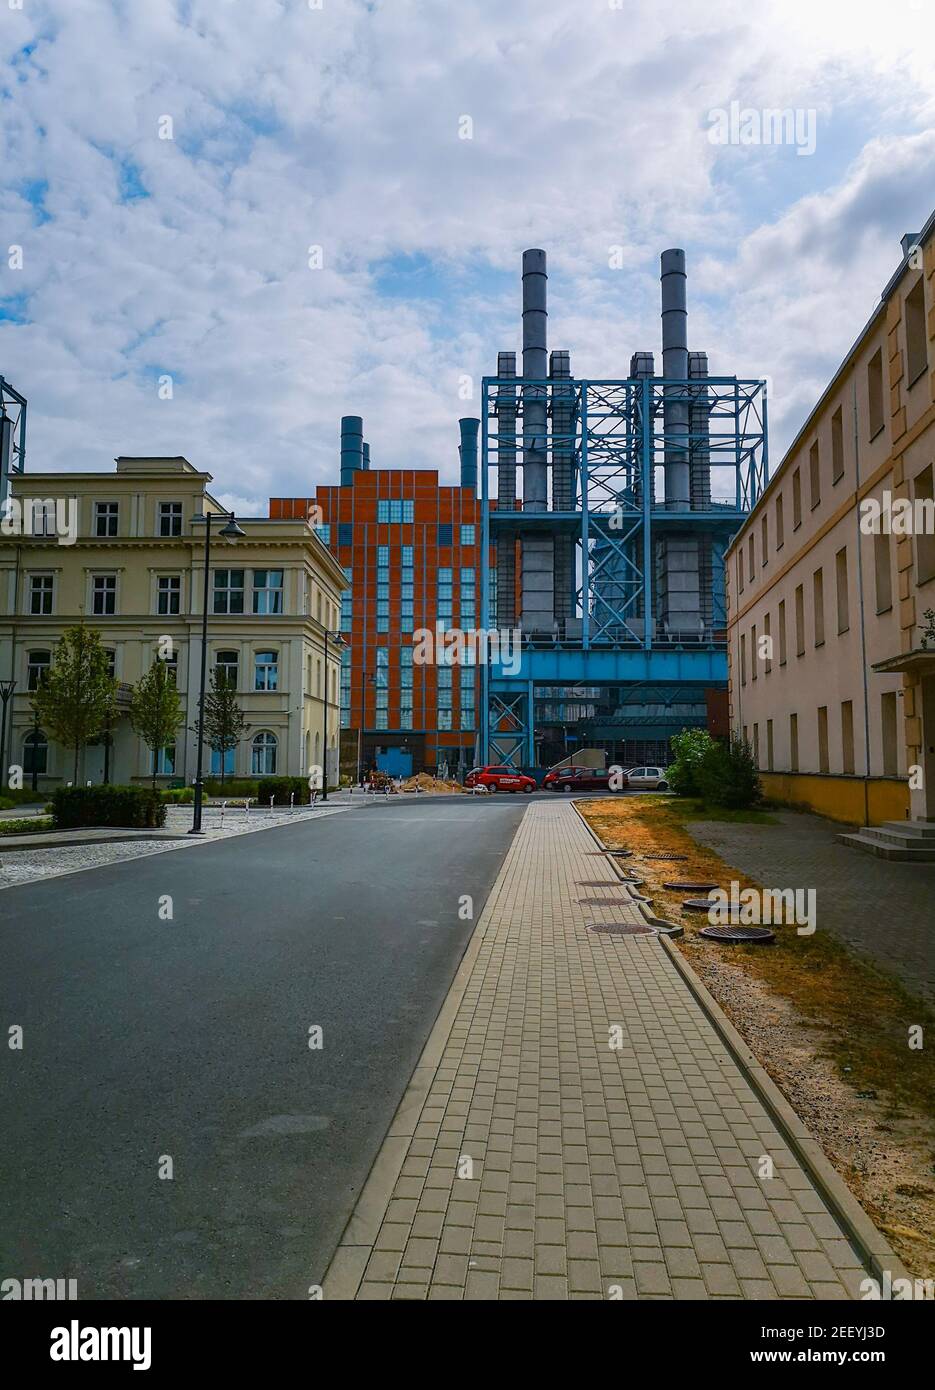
[0,803,349,890]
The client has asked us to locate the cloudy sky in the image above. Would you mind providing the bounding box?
[2,0,934,514]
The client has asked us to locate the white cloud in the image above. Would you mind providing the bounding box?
[0,0,933,507]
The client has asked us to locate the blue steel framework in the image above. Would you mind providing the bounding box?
[480,375,768,766]
[0,376,27,507]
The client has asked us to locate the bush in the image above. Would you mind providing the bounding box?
[0,796,14,811]
[161,787,194,804]
[695,737,762,810]
[203,778,259,798]
[260,776,309,805]
[0,816,54,836]
[51,785,167,829]
[0,786,48,805]
[665,728,719,797]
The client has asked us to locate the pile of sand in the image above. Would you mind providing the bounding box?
[398,772,465,794]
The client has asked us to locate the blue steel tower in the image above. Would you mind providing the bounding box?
[479,249,768,769]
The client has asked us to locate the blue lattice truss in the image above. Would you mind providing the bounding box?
[479,376,767,766]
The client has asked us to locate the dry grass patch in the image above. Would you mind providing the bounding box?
[580,794,935,1279]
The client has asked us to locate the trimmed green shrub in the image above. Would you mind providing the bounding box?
[0,816,54,836]
[203,778,259,798]
[51,785,167,829]
[260,776,308,805]
[665,728,719,797]
[161,787,194,804]
[0,786,49,806]
[695,736,761,810]
[0,796,14,811]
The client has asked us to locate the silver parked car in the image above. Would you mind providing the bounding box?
[625,765,669,791]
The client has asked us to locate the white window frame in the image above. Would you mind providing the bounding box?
[156,573,182,616]
[91,573,117,616]
[28,573,54,615]
[158,501,183,537]
[95,501,119,537]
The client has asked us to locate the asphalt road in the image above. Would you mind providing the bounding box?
[0,796,528,1299]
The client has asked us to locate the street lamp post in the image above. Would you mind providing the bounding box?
[321,630,345,802]
[190,511,245,835]
[0,677,15,793]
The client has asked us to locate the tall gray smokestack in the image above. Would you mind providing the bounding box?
[496,352,517,628]
[340,415,364,487]
[522,248,548,512]
[362,441,370,471]
[458,417,478,492]
[660,249,690,511]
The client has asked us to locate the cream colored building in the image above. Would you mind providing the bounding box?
[0,456,348,790]
[726,213,935,829]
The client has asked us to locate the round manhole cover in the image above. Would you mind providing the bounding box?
[644,853,687,862]
[699,925,776,944]
[663,881,719,892]
[682,897,722,911]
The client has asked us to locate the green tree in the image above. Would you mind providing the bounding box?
[129,659,185,789]
[201,667,247,786]
[31,624,119,784]
[695,736,761,810]
[665,727,719,797]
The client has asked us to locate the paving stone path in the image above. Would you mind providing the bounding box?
[327,802,877,1300]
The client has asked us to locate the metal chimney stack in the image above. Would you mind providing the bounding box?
[340,415,364,487]
[458,417,479,492]
[660,249,690,510]
[522,249,548,512]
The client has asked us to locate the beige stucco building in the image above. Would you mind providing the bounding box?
[0,456,347,790]
[726,213,935,829]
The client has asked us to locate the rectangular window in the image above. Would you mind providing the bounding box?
[752,723,759,767]
[92,574,116,615]
[760,513,768,567]
[377,545,389,566]
[95,502,118,537]
[254,650,279,691]
[751,623,757,681]
[778,599,787,665]
[27,649,51,691]
[792,467,802,529]
[905,278,928,387]
[790,712,799,772]
[748,534,755,582]
[913,464,935,585]
[881,691,898,776]
[809,441,821,511]
[874,532,892,613]
[818,705,829,773]
[775,494,785,550]
[252,569,284,615]
[740,632,747,686]
[213,569,245,614]
[835,547,849,634]
[401,546,414,566]
[813,568,825,647]
[738,548,744,594]
[337,523,353,547]
[157,575,181,615]
[766,719,774,772]
[211,746,236,776]
[159,502,183,536]
[795,584,805,656]
[763,612,771,673]
[868,348,884,439]
[831,406,844,483]
[460,524,475,546]
[29,574,53,615]
[438,524,453,547]
[156,743,176,775]
[841,699,855,775]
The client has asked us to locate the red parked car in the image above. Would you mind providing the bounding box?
[542,766,628,793]
[464,765,536,794]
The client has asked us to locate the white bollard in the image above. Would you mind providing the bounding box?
[268,796,274,817]
[290,791,295,812]
[220,800,227,828]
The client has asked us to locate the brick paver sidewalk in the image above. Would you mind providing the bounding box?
[326,802,876,1300]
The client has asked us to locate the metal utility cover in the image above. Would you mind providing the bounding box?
[663,881,719,892]
[699,925,776,944]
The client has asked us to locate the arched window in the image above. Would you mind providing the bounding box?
[251,731,278,776]
[24,729,48,776]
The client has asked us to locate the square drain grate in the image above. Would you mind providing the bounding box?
[643,852,687,862]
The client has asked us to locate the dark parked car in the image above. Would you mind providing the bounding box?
[542,766,627,793]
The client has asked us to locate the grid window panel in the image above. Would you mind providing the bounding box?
[337,523,353,546]
[377,615,388,632]
[92,575,117,615]
[400,709,413,730]
[159,502,183,536]
[377,583,390,600]
[375,710,388,729]
[29,575,53,614]
[252,570,284,615]
[438,708,452,729]
[401,606,414,630]
[213,569,245,614]
[377,545,390,565]
[157,575,181,615]
[438,668,452,689]
[460,708,474,730]
[317,524,330,545]
[460,525,475,546]
[401,546,414,566]
[95,502,118,537]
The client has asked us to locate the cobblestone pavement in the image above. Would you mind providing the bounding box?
[0,803,349,889]
[328,801,875,1300]
[688,810,935,1006]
